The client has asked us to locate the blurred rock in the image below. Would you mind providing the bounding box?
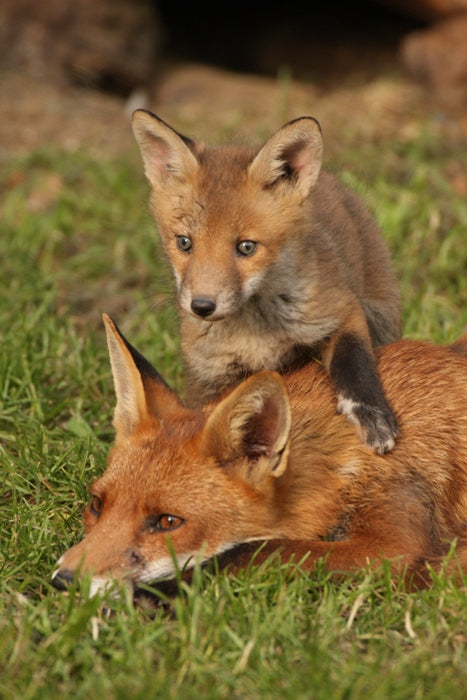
[148,62,429,150]
[152,64,317,138]
[381,0,467,21]
[400,14,467,106]
[0,0,162,94]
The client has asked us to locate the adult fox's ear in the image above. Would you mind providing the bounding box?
[103,314,186,439]
[248,116,322,199]
[201,371,292,487]
[132,109,199,186]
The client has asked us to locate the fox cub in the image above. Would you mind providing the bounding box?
[132,111,401,454]
[51,317,467,596]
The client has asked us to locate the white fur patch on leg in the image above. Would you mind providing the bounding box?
[337,393,396,454]
[337,395,363,428]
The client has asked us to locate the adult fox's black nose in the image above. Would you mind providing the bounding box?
[191,296,216,318]
[51,569,75,590]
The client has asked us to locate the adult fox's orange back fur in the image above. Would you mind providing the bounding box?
[132,112,401,454]
[52,317,467,595]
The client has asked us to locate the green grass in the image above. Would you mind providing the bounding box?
[1,119,466,699]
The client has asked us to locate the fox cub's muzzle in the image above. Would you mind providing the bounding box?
[191,296,217,318]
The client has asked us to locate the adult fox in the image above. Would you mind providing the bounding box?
[52,317,467,596]
[132,112,401,454]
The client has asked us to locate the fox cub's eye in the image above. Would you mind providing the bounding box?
[236,240,257,257]
[89,495,103,518]
[146,514,184,533]
[176,235,192,252]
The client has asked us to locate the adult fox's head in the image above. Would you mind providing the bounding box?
[52,315,293,595]
[132,111,322,321]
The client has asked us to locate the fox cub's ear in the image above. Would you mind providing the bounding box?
[132,109,199,186]
[248,116,322,199]
[103,314,185,439]
[201,371,292,487]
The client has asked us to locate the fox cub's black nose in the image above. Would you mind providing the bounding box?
[191,297,216,318]
[51,569,75,590]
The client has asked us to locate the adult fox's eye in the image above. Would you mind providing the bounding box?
[146,514,184,533]
[236,240,257,256]
[89,495,103,517]
[176,235,192,252]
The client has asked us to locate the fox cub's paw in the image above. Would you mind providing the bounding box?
[337,395,398,454]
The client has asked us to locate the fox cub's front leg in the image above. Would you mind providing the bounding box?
[323,313,398,454]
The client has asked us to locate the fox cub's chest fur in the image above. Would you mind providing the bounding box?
[181,261,340,397]
[132,112,401,454]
